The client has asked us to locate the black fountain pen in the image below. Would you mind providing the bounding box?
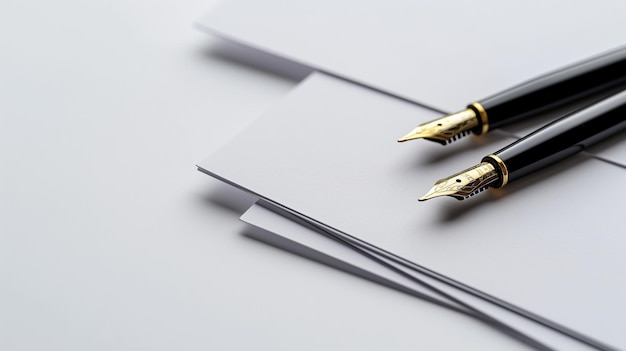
[398,46,626,144]
[419,90,626,201]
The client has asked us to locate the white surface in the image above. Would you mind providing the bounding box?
[199,72,626,349]
[197,0,626,166]
[0,1,540,350]
[241,203,598,351]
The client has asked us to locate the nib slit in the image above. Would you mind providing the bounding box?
[418,163,499,201]
[397,108,479,145]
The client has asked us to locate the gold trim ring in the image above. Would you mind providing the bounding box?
[470,102,489,135]
[485,154,509,188]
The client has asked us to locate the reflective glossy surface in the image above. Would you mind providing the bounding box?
[485,90,626,183]
[479,46,626,130]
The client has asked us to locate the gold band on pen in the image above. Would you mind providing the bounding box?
[485,154,509,188]
[470,102,489,135]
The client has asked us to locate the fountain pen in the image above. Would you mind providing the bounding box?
[419,90,626,201]
[398,46,626,145]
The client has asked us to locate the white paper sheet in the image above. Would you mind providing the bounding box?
[197,0,626,166]
[199,72,626,349]
[241,203,600,351]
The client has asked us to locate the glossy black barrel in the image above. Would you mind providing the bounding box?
[482,90,626,186]
[473,46,626,131]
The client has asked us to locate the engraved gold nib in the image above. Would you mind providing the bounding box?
[397,108,479,145]
[419,162,499,201]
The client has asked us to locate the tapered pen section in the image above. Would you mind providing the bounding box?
[419,162,499,201]
[398,108,479,145]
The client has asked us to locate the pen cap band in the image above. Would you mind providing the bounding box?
[469,102,489,135]
[481,154,509,188]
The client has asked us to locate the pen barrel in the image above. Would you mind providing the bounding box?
[478,46,626,131]
[484,90,626,184]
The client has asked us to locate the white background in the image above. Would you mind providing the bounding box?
[1,1,534,349]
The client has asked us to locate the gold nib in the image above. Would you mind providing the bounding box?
[397,108,479,145]
[419,162,499,201]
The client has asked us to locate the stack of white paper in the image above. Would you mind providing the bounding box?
[197,1,626,349]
